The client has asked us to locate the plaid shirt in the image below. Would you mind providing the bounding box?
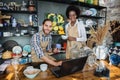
[30,31,52,58]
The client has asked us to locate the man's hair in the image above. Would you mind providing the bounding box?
[42,19,52,25]
[66,5,80,19]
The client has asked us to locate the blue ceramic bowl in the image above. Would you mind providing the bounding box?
[110,54,120,66]
[114,42,120,47]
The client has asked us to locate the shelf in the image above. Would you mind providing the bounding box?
[80,15,105,19]
[1,10,37,14]
[39,0,106,10]
[0,35,32,38]
[51,34,62,36]
[0,26,38,29]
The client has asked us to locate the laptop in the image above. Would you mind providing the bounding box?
[50,56,88,78]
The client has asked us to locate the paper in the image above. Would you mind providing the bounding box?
[0,63,9,71]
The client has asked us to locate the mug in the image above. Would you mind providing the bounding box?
[0,32,3,37]
[56,44,62,50]
[40,64,48,72]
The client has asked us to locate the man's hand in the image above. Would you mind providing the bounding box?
[55,61,62,66]
[68,36,76,41]
[41,56,62,66]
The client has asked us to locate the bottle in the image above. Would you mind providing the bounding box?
[70,45,80,59]
[29,15,33,26]
[28,54,32,63]
[28,0,34,5]
[21,0,27,11]
[79,0,84,2]
[12,18,17,27]
[93,0,98,5]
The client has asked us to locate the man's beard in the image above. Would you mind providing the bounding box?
[43,28,51,35]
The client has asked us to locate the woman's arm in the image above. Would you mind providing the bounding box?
[76,22,87,42]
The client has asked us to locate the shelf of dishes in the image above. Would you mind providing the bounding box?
[1,10,37,14]
[0,0,37,12]
[0,45,32,64]
[80,8,106,18]
[0,42,66,64]
[0,14,38,28]
[39,0,106,10]
[0,34,33,38]
[0,26,38,28]
[0,28,37,37]
[80,15,105,19]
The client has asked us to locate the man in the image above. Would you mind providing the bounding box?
[31,19,62,66]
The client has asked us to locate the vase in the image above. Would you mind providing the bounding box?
[94,45,108,60]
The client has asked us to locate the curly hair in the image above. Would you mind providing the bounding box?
[66,5,80,19]
[66,5,80,18]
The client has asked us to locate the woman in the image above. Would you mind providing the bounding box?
[65,5,87,59]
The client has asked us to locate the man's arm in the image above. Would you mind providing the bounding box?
[41,56,62,66]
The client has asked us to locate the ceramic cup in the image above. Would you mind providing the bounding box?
[56,44,62,50]
[40,64,48,72]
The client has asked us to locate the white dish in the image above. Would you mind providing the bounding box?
[89,8,97,16]
[15,33,20,36]
[40,64,48,72]
[12,46,22,54]
[23,68,40,79]
[85,10,93,16]
[86,19,93,26]
[22,51,28,57]
[61,35,68,40]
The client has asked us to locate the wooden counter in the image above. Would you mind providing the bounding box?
[1,61,120,80]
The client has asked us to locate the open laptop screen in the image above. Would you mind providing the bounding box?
[50,56,88,77]
[60,56,88,75]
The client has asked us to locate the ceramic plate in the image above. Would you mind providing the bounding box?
[2,40,18,51]
[86,19,93,26]
[85,10,93,16]
[23,45,31,53]
[89,8,97,16]
[12,46,22,54]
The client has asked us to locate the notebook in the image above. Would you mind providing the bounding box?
[50,56,88,78]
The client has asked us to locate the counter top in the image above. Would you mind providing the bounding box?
[0,61,120,80]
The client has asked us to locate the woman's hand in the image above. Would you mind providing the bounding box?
[68,36,76,41]
[53,48,59,53]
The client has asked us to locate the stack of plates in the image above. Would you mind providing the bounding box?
[12,46,22,54]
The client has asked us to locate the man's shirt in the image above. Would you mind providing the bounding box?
[31,31,52,58]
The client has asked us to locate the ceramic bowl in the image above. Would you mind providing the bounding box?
[23,68,40,79]
[40,64,48,72]
[61,35,68,40]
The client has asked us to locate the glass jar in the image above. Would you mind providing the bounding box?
[70,45,80,59]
